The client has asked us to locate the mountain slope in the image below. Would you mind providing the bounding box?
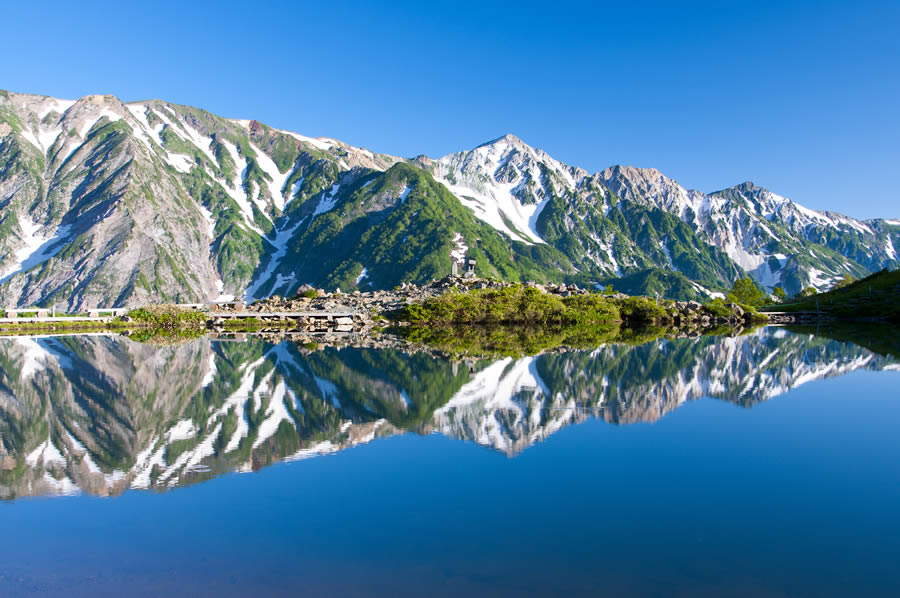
[1,90,896,308]
[599,169,897,294]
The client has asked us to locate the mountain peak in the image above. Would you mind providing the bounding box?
[713,181,768,195]
[477,133,527,149]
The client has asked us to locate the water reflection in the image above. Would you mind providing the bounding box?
[0,328,896,499]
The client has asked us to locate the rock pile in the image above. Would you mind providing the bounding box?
[664,300,758,329]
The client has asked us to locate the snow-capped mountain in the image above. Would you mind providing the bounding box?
[1,329,896,498]
[1,89,897,308]
[430,134,588,244]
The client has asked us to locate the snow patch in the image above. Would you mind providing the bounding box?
[38,98,76,119]
[201,353,217,388]
[659,238,676,270]
[450,232,468,263]
[689,281,725,300]
[152,107,217,163]
[165,153,193,173]
[15,337,53,379]
[250,142,293,211]
[0,218,73,283]
[313,184,341,217]
[397,184,412,204]
[26,436,66,468]
[78,108,122,139]
[277,130,334,150]
[167,419,197,442]
[314,375,341,409]
[252,380,297,449]
[355,267,369,285]
[243,215,307,301]
[439,177,546,244]
[216,140,266,234]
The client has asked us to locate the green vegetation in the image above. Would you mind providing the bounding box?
[830,273,856,291]
[127,305,207,328]
[596,268,712,302]
[397,285,667,326]
[538,187,743,299]
[760,269,900,322]
[274,162,578,294]
[395,284,753,328]
[725,276,772,306]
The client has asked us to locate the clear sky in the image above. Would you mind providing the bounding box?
[3,0,897,218]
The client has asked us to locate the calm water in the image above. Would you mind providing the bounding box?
[0,328,898,597]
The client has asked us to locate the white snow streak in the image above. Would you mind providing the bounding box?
[313,184,341,217]
[0,218,72,283]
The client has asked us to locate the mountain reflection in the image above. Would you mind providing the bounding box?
[0,329,896,499]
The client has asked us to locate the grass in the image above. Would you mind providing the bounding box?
[127,305,207,328]
[394,284,762,328]
[702,297,765,321]
[759,269,900,322]
[396,285,668,326]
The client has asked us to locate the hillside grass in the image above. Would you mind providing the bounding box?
[759,269,900,322]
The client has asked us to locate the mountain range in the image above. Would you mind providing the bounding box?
[1,329,896,499]
[1,89,898,309]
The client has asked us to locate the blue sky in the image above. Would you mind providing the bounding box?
[3,0,897,218]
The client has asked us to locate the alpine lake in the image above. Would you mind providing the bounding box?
[1,324,898,597]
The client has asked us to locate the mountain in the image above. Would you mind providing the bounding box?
[1,329,896,498]
[1,90,897,308]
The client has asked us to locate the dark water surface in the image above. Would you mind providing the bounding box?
[0,328,898,597]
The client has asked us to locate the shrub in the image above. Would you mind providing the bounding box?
[615,296,668,323]
[127,305,207,328]
[400,286,622,325]
[702,298,732,317]
[725,276,771,306]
